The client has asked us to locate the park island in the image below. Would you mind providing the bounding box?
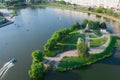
[0,1,120,80]
[29,20,117,79]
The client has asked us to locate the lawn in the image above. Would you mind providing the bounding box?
[57,36,117,71]
[0,3,6,8]
[90,37,107,47]
[45,30,85,57]
[89,34,98,38]
[92,30,102,36]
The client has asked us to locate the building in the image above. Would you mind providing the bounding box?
[57,0,120,9]
[25,0,55,3]
[45,0,55,2]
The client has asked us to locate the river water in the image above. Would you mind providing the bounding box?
[0,7,120,80]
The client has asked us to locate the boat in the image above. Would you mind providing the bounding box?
[10,58,17,64]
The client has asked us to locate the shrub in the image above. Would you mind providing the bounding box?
[29,62,45,80]
[81,19,88,28]
[96,8,103,13]
[69,22,80,31]
[77,38,88,59]
[32,50,44,62]
[100,22,107,29]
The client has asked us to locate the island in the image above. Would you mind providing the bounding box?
[29,19,117,80]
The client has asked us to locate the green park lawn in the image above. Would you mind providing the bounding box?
[90,37,107,47]
[57,36,117,71]
[45,30,85,57]
[0,3,6,8]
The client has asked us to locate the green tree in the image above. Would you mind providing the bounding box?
[29,62,45,80]
[100,22,107,29]
[32,50,43,62]
[70,22,80,31]
[94,21,100,29]
[44,37,57,51]
[88,21,100,30]
[57,0,66,4]
[82,19,88,28]
[88,20,94,29]
[96,8,103,13]
[77,38,88,59]
[112,13,118,17]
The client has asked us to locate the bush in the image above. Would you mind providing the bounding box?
[29,62,45,79]
[32,50,44,62]
[96,8,104,13]
[56,1,66,4]
[81,19,88,28]
[77,38,88,59]
[100,22,107,29]
[112,13,119,17]
[69,22,80,31]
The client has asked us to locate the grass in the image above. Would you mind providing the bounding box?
[0,3,6,8]
[92,30,102,36]
[57,36,117,71]
[89,34,98,38]
[45,30,84,57]
[90,37,107,47]
[63,32,85,44]
[36,3,120,22]
[10,10,17,16]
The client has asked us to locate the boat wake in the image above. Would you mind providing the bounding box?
[0,58,16,79]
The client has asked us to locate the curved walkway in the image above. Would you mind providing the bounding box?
[89,34,110,54]
[45,50,78,67]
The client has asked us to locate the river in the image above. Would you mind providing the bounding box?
[0,7,120,80]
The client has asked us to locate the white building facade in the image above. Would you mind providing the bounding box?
[58,0,120,9]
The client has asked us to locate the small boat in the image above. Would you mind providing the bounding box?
[10,58,17,64]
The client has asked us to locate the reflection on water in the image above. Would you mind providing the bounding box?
[0,7,120,80]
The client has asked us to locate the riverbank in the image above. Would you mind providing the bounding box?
[36,3,120,24]
[0,9,14,27]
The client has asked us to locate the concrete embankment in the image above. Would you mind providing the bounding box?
[0,9,14,27]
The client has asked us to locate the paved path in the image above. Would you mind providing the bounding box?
[45,50,78,67]
[89,31,111,54]
[89,34,110,54]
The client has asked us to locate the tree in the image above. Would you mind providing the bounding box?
[93,21,100,30]
[77,38,88,59]
[32,50,43,62]
[82,19,88,28]
[44,37,57,51]
[29,62,45,80]
[57,1,66,4]
[112,13,119,17]
[96,8,103,13]
[88,20,94,29]
[100,22,107,29]
[70,22,80,31]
